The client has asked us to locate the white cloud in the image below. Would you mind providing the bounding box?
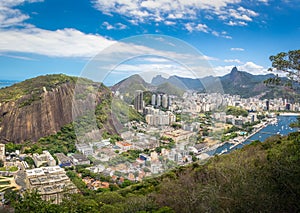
[230,47,244,51]
[0,27,115,57]
[185,22,231,39]
[139,57,170,63]
[195,23,209,33]
[212,31,219,37]
[224,59,243,64]
[0,0,43,27]
[229,10,252,21]
[226,20,247,26]
[110,61,206,83]
[102,21,114,30]
[219,6,259,26]
[184,23,194,32]
[92,0,261,27]
[214,61,267,76]
[0,53,35,60]
[0,0,119,58]
[102,22,128,30]
[238,61,267,74]
[164,21,176,25]
[214,65,237,76]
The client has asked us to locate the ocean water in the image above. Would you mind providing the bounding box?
[208,115,298,155]
[0,80,18,89]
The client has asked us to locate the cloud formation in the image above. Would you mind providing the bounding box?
[214,61,267,76]
[0,0,43,28]
[230,47,245,51]
[102,22,128,30]
[0,27,115,57]
[92,0,261,29]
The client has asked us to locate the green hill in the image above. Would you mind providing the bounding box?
[0,74,143,144]
[156,82,184,97]
[0,74,79,103]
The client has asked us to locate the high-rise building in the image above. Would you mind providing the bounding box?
[168,96,172,107]
[134,90,144,112]
[0,144,5,161]
[266,100,269,111]
[156,94,161,107]
[162,94,168,108]
[151,94,156,106]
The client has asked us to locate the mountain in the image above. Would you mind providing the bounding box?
[111,74,154,93]
[220,66,274,97]
[0,74,116,143]
[156,82,185,97]
[151,75,204,91]
[110,74,158,105]
[151,67,276,97]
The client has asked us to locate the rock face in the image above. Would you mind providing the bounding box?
[0,83,75,143]
[0,74,116,143]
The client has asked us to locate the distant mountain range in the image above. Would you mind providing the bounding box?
[151,67,278,97]
[112,67,279,98]
[111,74,184,100]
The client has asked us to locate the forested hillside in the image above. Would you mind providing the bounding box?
[5,132,300,212]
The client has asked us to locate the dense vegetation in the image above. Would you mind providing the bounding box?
[0,74,79,103]
[35,123,76,155]
[156,82,184,97]
[4,131,300,212]
[111,98,145,124]
[226,106,249,117]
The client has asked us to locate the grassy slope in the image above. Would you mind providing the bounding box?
[0,74,79,103]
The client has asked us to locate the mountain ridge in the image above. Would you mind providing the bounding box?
[149,67,276,97]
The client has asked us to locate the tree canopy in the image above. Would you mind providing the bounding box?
[269,49,300,82]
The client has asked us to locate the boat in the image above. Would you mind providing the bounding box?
[218,148,228,155]
[229,144,238,149]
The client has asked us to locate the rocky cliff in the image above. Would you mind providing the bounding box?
[0,74,113,143]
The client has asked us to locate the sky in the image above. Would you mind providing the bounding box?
[0,0,300,85]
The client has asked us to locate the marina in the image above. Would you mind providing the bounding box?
[204,115,299,156]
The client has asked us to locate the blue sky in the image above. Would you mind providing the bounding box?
[0,0,299,85]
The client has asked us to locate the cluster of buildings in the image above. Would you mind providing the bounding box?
[212,112,259,126]
[0,143,94,205]
[225,95,300,112]
[177,92,300,114]
[151,93,173,109]
[82,177,109,190]
[144,106,176,126]
[133,90,176,127]
[25,166,77,204]
[32,151,56,167]
[163,129,196,143]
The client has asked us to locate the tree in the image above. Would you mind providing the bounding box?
[269,50,300,83]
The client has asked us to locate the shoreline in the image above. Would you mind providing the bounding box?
[223,117,277,151]
[201,114,298,156]
[279,112,300,116]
